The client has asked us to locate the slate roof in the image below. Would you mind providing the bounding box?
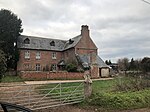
[76,54,109,68]
[17,35,81,51]
[64,35,82,50]
[77,54,90,68]
[97,56,110,68]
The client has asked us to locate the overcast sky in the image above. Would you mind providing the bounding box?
[0,0,150,62]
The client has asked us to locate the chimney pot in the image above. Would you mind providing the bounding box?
[81,25,89,36]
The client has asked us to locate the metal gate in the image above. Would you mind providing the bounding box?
[0,81,84,111]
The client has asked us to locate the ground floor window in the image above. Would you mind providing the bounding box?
[36,64,41,71]
[51,64,57,71]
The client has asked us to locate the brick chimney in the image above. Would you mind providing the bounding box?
[81,25,89,37]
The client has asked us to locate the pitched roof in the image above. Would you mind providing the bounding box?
[76,54,90,68]
[64,35,82,50]
[17,35,81,51]
[97,56,110,68]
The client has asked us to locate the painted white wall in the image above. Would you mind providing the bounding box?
[101,68,109,77]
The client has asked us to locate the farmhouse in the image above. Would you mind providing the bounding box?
[17,25,109,79]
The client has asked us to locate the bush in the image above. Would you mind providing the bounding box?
[66,63,77,72]
[88,89,150,109]
[115,76,150,92]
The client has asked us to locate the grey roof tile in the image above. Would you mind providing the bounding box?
[97,56,109,68]
[64,35,82,50]
[17,35,81,51]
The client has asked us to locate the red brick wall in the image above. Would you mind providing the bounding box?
[17,49,63,71]
[75,26,98,65]
[20,71,84,80]
[90,66,99,78]
[63,48,77,63]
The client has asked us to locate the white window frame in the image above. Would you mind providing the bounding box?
[51,64,57,71]
[36,51,41,59]
[25,51,30,59]
[36,64,41,71]
[52,52,56,59]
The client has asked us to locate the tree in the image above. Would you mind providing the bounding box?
[108,60,112,65]
[0,9,23,70]
[105,60,109,65]
[0,50,7,82]
[117,58,129,71]
[129,58,136,70]
[105,60,112,65]
[141,57,150,73]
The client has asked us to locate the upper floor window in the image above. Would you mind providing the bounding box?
[25,51,30,59]
[24,38,30,44]
[36,64,40,71]
[69,39,74,44]
[36,51,41,59]
[52,52,56,59]
[50,41,55,46]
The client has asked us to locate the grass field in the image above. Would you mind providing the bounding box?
[0,75,24,82]
[84,77,150,110]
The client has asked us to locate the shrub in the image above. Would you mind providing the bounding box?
[88,89,150,109]
[66,63,77,72]
[115,76,150,92]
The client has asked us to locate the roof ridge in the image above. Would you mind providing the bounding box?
[21,35,67,42]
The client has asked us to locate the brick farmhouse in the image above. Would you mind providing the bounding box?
[17,25,109,79]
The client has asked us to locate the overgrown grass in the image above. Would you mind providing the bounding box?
[92,79,117,93]
[115,76,150,92]
[88,89,150,109]
[82,77,150,110]
[0,75,24,83]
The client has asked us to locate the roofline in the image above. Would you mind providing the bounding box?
[20,35,67,42]
[18,48,64,52]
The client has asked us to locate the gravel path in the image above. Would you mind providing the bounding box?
[25,78,114,85]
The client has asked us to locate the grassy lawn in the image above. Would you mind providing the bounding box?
[0,75,24,83]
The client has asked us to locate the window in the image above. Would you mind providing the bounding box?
[50,41,55,46]
[36,64,40,71]
[25,51,30,59]
[51,64,57,71]
[52,52,56,59]
[36,51,41,59]
[69,39,74,44]
[24,38,30,44]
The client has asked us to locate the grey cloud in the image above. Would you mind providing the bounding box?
[1,0,150,62]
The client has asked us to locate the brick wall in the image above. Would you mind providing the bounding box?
[20,71,85,80]
[90,66,99,78]
[17,49,63,71]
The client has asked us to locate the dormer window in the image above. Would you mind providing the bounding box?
[24,38,30,44]
[50,41,55,46]
[69,39,74,44]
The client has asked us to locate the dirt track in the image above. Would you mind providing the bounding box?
[35,105,150,112]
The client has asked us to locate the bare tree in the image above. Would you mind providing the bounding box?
[117,58,129,71]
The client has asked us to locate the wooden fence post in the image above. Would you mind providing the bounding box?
[84,70,92,98]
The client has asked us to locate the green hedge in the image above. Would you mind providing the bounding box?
[88,89,150,109]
